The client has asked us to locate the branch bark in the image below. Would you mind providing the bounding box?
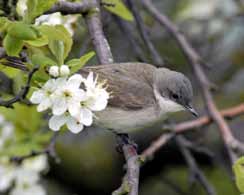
[46,0,94,15]
[82,0,114,64]
[113,137,140,195]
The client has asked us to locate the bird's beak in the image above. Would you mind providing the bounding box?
[185,105,198,117]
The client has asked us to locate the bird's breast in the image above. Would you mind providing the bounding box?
[93,106,168,133]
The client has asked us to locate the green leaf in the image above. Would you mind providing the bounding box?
[25,34,49,47]
[7,22,38,40]
[49,40,65,65]
[103,0,134,21]
[38,25,73,61]
[233,156,244,193]
[66,51,95,74]
[3,34,24,57]
[0,104,42,134]
[29,54,55,84]
[0,17,11,33]
[25,0,58,23]
[31,54,56,66]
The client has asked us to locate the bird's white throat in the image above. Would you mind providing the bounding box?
[153,87,184,114]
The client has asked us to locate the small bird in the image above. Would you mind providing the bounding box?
[80,62,197,133]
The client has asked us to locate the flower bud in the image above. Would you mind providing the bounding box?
[60,65,70,77]
[49,66,59,77]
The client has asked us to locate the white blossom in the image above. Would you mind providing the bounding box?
[10,184,46,195]
[0,161,15,191]
[83,72,110,111]
[0,117,48,195]
[49,66,59,77]
[0,122,14,149]
[60,65,70,77]
[30,68,109,134]
[49,113,84,133]
[30,79,58,112]
[34,12,78,36]
[15,169,39,186]
[51,74,86,117]
[22,155,48,173]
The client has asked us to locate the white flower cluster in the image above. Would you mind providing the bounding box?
[30,65,109,134]
[0,115,47,195]
[0,155,47,195]
[16,0,78,36]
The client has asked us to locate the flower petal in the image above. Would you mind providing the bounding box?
[89,97,108,111]
[67,74,83,89]
[55,77,67,87]
[30,90,45,104]
[0,166,15,191]
[79,108,93,126]
[37,98,52,112]
[43,79,58,91]
[52,97,67,115]
[48,114,67,131]
[74,89,87,101]
[68,101,81,117]
[66,117,84,134]
[85,72,94,87]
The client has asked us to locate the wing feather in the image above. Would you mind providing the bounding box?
[79,63,156,110]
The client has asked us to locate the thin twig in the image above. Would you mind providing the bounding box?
[10,132,60,164]
[173,103,244,133]
[141,133,175,162]
[141,0,244,164]
[0,66,38,108]
[0,48,29,71]
[113,15,148,62]
[126,0,164,66]
[141,103,244,162]
[176,135,216,195]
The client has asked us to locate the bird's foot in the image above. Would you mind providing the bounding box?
[115,133,138,153]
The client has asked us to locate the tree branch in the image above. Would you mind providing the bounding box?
[173,103,244,133]
[46,0,94,15]
[141,103,244,162]
[141,0,244,163]
[113,135,140,195]
[0,65,38,108]
[126,0,164,66]
[176,135,216,195]
[141,132,175,162]
[82,0,114,64]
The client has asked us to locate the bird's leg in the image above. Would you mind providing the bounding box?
[115,133,138,153]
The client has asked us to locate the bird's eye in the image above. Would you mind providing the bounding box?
[172,94,179,99]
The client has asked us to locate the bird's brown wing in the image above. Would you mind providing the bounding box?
[79,63,156,110]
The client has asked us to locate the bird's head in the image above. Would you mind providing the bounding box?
[154,68,198,117]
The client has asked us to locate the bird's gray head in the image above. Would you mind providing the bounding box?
[153,68,198,116]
